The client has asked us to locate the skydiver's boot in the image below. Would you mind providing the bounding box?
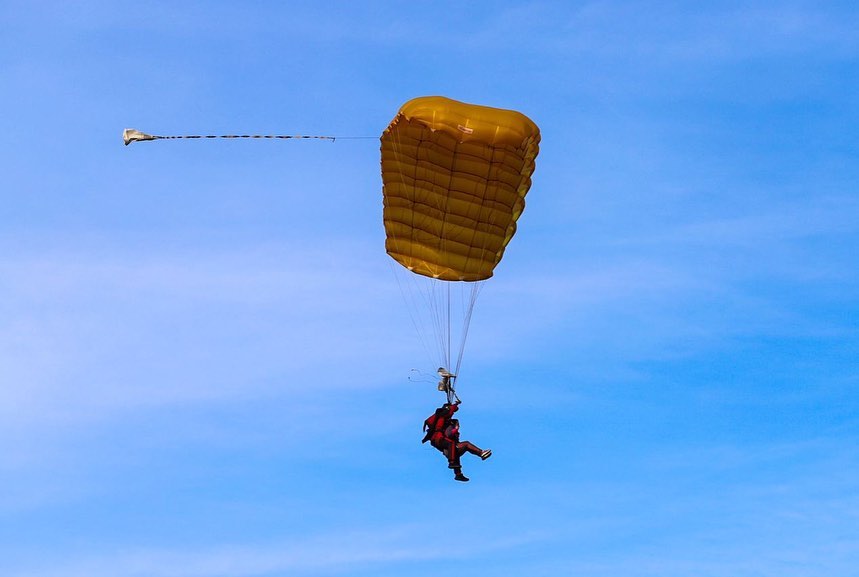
[480,449,492,460]
[454,468,469,482]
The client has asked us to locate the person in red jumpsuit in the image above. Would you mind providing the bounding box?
[422,402,491,482]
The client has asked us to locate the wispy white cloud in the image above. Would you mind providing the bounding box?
[5,524,543,577]
[617,194,859,253]
[22,1,853,65]
[547,2,859,61]
[0,237,409,431]
[475,436,859,576]
[486,192,859,350]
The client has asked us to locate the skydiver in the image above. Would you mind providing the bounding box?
[422,401,491,482]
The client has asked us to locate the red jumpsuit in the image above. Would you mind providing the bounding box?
[426,403,458,449]
[438,421,484,470]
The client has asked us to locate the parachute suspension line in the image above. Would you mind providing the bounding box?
[446,379,460,405]
[396,269,468,382]
[453,281,484,380]
[388,259,453,373]
[123,128,377,146]
[446,282,452,371]
[427,280,446,367]
[388,260,437,367]
[435,283,450,369]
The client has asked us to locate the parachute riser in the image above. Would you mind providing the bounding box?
[447,384,461,405]
[437,368,461,404]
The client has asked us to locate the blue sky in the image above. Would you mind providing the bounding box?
[2,1,858,576]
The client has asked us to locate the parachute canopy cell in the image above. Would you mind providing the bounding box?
[381,96,540,282]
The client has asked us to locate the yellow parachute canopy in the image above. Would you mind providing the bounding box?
[381,96,540,281]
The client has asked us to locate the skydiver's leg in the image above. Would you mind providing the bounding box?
[448,444,469,481]
[457,441,492,461]
[444,439,460,469]
[456,441,482,457]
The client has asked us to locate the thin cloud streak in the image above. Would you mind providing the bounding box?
[0,238,407,430]
[6,525,544,577]
[613,195,859,252]
[548,2,859,60]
